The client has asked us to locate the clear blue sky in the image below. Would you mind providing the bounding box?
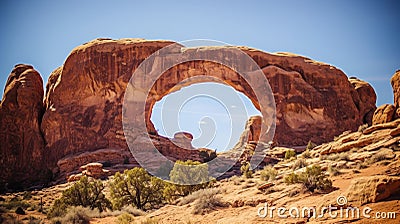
[1,0,399,150]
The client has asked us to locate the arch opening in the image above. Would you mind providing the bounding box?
[150,82,262,152]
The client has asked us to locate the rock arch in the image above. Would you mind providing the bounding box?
[0,38,376,187]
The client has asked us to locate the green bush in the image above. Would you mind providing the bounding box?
[164,160,213,203]
[284,172,299,184]
[169,160,210,185]
[240,162,253,179]
[48,198,69,218]
[358,123,368,132]
[327,165,341,176]
[292,158,308,171]
[140,218,159,224]
[117,213,134,224]
[284,165,332,192]
[53,206,94,224]
[306,141,317,150]
[0,197,30,211]
[109,167,165,210]
[367,151,390,164]
[285,150,296,160]
[121,205,146,216]
[48,176,110,218]
[176,188,226,214]
[260,166,278,181]
[178,188,221,206]
[301,149,312,159]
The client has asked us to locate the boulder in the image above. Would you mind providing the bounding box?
[372,104,395,125]
[171,132,194,149]
[345,175,400,206]
[390,70,400,108]
[68,162,110,182]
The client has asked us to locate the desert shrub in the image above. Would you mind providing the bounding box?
[26,216,41,224]
[324,153,340,161]
[288,189,300,197]
[338,152,350,161]
[306,141,317,150]
[301,149,312,159]
[260,166,278,181]
[57,206,96,224]
[178,188,221,206]
[284,172,299,184]
[285,150,296,160]
[164,160,213,203]
[358,123,369,132]
[367,151,390,164]
[284,165,332,192]
[292,158,308,171]
[327,165,341,176]
[240,162,253,178]
[121,205,146,216]
[181,188,225,214]
[48,176,110,218]
[169,160,211,186]
[1,214,23,224]
[229,176,243,185]
[356,161,368,169]
[0,197,30,210]
[109,167,164,210]
[61,176,110,210]
[117,213,134,224]
[48,198,69,218]
[140,218,159,224]
[22,191,32,200]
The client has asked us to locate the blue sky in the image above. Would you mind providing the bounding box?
[1,0,399,150]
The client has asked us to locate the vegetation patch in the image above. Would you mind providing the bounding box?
[284,165,333,192]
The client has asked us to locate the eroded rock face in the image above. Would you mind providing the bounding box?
[232,115,262,150]
[349,77,377,125]
[0,65,47,190]
[41,39,178,172]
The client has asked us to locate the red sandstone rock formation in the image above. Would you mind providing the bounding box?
[371,70,400,125]
[0,65,48,190]
[372,104,396,125]
[391,70,400,108]
[0,38,378,189]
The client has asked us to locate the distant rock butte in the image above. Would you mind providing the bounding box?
[0,65,47,189]
[0,38,378,189]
